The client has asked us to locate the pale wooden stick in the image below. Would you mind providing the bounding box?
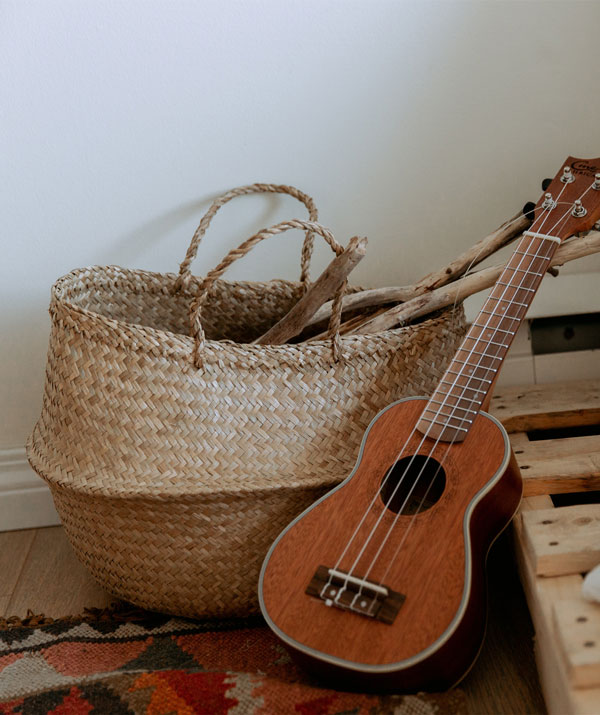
[304,210,530,330]
[305,285,415,329]
[253,235,368,345]
[311,306,389,341]
[344,230,600,335]
[412,210,530,292]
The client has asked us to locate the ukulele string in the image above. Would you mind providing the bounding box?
[344,198,564,601]
[372,242,560,593]
[322,207,558,609]
[349,173,593,600]
[322,200,565,603]
[445,211,537,336]
[323,175,588,608]
[360,181,592,595]
[317,210,535,603]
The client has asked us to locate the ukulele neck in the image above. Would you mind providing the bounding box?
[415,155,600,443]
[416,231,560,443]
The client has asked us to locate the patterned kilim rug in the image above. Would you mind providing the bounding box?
[0,606,466,714]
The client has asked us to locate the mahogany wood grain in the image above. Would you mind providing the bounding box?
[260,397,522,691]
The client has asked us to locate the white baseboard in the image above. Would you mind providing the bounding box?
[0,448,60,532]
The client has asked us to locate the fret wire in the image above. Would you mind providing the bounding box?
[489,298,529,308]
[509,248,551,261]
[445,369,492,384]
[423,406,473,423]
[451,359,498,375]
[440,379,486,395]
[430,236,556,434]
[456,348,502,360]
[511,248,553,261]
[495,282,536,292]
[452,357,499,368]
[505,266,544,277]
[479,308,525,317]
[418,415,469,432]
[428,397,481,410]
[463,336,509,349]
[471,323,515,335]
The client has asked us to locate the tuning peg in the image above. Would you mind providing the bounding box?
[541,178,552,191]
[561,166,576,183]
[571,199,587,218]
[593,173,600,191]
[542,193,556,209]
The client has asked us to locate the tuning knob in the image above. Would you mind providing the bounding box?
[593,173,600,191]
[572,199,587,218]
[561,166,576,183]
[542,193,555,209]
[541,178,552,191]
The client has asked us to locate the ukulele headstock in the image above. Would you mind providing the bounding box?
[528,156,600,241]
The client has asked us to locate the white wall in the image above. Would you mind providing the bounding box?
[2,0,600,454]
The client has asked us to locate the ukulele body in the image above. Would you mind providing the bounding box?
[258,396,522,692]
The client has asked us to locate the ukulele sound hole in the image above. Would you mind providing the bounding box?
[380,455,446,515]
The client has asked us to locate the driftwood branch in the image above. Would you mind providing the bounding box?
[253,235,368,345]
[301,230,600,341]
[345,230,600,335]
[412,210,531,292]
[303,210,530,330]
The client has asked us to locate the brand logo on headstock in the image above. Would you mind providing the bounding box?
[571,160,600,176]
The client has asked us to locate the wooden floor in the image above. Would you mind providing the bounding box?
[0,524,546,714]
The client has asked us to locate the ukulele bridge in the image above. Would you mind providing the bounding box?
[305,565,405,625]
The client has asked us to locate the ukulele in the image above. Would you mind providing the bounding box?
[258,156,600,692]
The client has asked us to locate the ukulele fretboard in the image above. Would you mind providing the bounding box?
[416,232,559,442]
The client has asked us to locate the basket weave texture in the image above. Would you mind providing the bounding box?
[27,185,466,618]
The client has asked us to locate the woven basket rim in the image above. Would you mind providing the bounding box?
[51,264,461,368]
[31,264,465,500]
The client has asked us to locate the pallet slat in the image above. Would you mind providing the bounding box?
[493,381,600,715]
[553,599,600,689]
[491,378,600,433]
[521,504,600,577]
[511,432,600,496]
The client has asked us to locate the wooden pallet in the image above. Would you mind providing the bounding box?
[490,379,600,715]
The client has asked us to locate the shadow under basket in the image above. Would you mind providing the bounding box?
[27,264,465,618]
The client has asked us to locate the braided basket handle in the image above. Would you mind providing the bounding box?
[190,219,348,368]
[174,183,318,293]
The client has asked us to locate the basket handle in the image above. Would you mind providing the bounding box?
[189,219,348,368]
[174,183,318,293]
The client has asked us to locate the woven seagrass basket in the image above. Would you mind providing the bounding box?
[27,184,466,618]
